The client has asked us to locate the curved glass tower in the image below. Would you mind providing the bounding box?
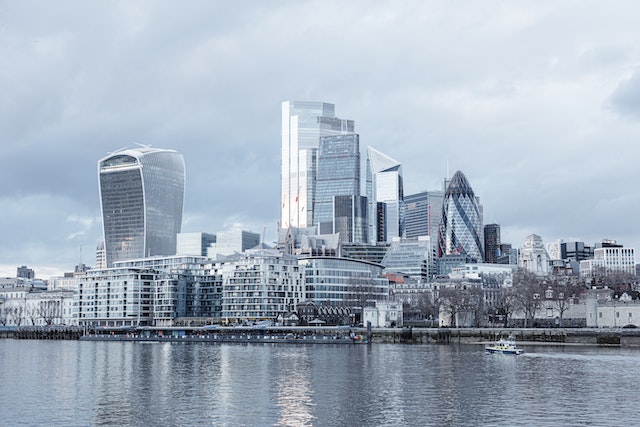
[98,147,185,267]
[438,171,484,261]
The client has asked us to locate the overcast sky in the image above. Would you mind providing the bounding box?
[2,1,640,278]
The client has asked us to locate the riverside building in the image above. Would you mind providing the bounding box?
[220,248,303,324]
[299,256,389,308]
[98,147,185,267]
[75,256,222,328]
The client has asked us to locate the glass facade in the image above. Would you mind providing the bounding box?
[333,195,368,243]
[99,147,185,267]
[381,236,435,280]
[404,190,444,242]
[281,101,354,229]
[366,146,404,243]
[438,171,484,262]
[315,134,361,234]
[299,257,389,307]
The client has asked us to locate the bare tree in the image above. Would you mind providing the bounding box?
[26,305,39,326]
[438,285,484,327]
[8,306,24,326]
[547,275,585,327]
[511,269,545,328]
[0,307,8,326]
[38,300,61,326]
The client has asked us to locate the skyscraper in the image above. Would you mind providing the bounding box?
[98,146,185,267]
[281,101,354,229]
[333,195,368,243]
[404,190,444,243]
[438,170,484,261]
[315,133,361,234]
[366,146,404,244]
[483,224,501,263]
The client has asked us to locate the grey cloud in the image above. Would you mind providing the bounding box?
[610,70,640,118]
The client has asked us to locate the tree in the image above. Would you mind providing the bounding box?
[8,306,24,326]
[547,275,585,327]
[438,284,484,327]
[38,300,61,326]
[511,269,545,328]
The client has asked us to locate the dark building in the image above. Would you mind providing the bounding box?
[484,224,501,263]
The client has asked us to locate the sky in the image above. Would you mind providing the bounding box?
[1,1,640,279]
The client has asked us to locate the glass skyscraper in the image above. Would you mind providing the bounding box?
[98,147,185,267]
[438,170,484,262]
[366,146,404,244]
[281,101,354,229]
[315,133,361,234]
[404,190,444,243]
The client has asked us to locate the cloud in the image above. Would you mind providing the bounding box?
[610,69,640,118]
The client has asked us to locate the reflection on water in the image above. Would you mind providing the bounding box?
[2,341,640,426]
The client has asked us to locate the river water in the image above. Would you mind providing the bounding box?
[1,339,639,426]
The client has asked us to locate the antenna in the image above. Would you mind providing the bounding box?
[446,159,450,179]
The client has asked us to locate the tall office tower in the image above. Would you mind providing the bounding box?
[404,190,444,242]
[366,146,404,244]
[315,134,361,234]
[98,147,185,268]
[281,101,354,229]
[483,224,501,263]
[438,171,484,262]
[333,195,368,243]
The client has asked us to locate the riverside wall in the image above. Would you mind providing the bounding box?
[372,327,640,347]
[3,326,640,347]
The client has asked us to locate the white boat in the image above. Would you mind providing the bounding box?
[485,336,524,355]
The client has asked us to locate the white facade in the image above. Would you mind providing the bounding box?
[586,291,640,328]
[0,289,76,326]
[580,246,635,277]
[519,234,550,276]
[363,301,403,328]
[220,249,304,323]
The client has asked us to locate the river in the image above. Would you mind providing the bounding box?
[1,340,639,426]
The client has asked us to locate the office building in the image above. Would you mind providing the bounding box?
[404,190,444,242]
[483,224,501,263]
[315,134,361,234]
[281,101,354,229]
[438,171,484,262]
[207,230,261,258]
[98,147,185,267]
[299,257,389,308]
[177,232,217,257]
[381,236,436,281]
[366,146,404,244]
[333,195,368,243]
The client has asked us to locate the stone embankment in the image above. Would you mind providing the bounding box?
[3,326,640,346]
[372,327,640,347]
[0,326,84,340]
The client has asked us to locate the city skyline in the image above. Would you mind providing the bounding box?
[2,2,640,278]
